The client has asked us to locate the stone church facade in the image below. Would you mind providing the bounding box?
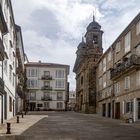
[73,16,103,113]
[74,12,140,123]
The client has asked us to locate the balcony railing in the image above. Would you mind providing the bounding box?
[97,91,112,101]
[41,85,52,90]
[0,77,4,93]
[110,54,140,80]
[41,96,52,101]
[41,75,52,80]
[30,97,36,100]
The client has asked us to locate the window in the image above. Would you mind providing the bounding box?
[99,61,102,71]
[99,77,102,87]
[136,71,140,86]
[103,74,106,88]
[4,60,7,74]
[93,35,98,44]
[107,51,111,62]
[31,69,37,77]
[44,92,50,98]
[9,43,12,60]
[3,35,8,48]
[81,76,83,86]
[44,71,50,76]
[57,102,63,109]
[57,92,63,100]
[13,73,15,86]
[124,32,131,53]
[136,45,140,55]
[30,92,36,100]
[27,79,38,88]
[107,71,110,80]
[124,76,130,90]
[136,20,140,35]
[103,58,106,72]
[44,81,50,87]
[9,65,12,81]
[10,16,13,29]
[9,96,12,112]
[115,41,121,53]
[114,82,120,94]
[55,80,64,88]
[108,87,112,96]
[126,102,133,113]
[56,70,64,78]
[27,69,38,77]
[4,0,8,21]
[44,102,50,109]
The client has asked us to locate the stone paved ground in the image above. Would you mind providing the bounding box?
[1,111,140,140]
[0,114,48,140]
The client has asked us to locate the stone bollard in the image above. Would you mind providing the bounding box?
[6,123,11,134]
[17,116,19,123]
[21,112,24,118]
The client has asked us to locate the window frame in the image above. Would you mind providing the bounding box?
[124,31,131,54]
[115,41,121,53]
[126,102,133,113]
[56,70,65,78]
[115,82,120,94]
[55,80,65,88]
[124,76,130,90]
[136,71,140,86]
[136,20,140,35]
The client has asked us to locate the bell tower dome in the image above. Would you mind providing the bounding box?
[85,15,103,52]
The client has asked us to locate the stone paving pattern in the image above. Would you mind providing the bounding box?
[1,111,140,140]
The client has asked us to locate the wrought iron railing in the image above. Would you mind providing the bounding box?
[110,54,140,80]
[41,85,52,90]
[41,75,52,80]
[41,96,52,101]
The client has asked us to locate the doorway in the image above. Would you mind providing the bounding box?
[30,102,36,111]
[108,103,111,118]
[115,102,120,119]
[102,104,106,117]
[80,95,83,111]
[13,100,15,116]
[138,101,140,119]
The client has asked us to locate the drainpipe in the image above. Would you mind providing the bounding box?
[1,31,8,123]
[1,60,4,124]
[111,46,115,119]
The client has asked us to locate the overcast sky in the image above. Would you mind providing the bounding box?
[12,0,140,90]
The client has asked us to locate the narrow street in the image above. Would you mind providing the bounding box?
[2,111,140,140]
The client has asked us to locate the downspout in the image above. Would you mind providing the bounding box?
[1,31,8,123]
[1,60,4,123]
[111,46,115,119]
[1,33,5,123]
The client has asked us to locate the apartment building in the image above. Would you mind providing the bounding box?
[15,25,26,114]
[0,0,17,123]
[96,12,140,122]
[0,0,26,124]
[25,62,70,111]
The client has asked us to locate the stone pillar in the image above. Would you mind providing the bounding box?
[133,98,137,122]
[122,101,125,114]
